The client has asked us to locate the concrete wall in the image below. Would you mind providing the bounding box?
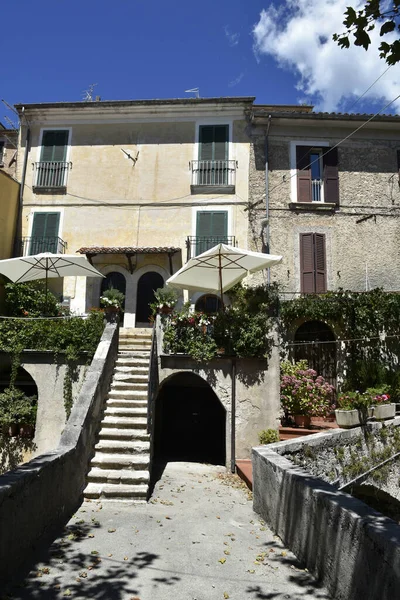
[154,320,281,465]
[0,170,19,259]
[252,431,400,600]
[20,353,87,456]
[0,324,118,586]
[248,122,400,292]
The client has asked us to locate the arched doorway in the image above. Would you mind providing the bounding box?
[101,272,126,310]
[153,372,226,466]
[136,272,164,323]
[195,294,222,314]
[293,320,336,387]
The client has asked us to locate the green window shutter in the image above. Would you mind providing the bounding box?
[30,212,60,254]
[199,125,228,161]
[196,211,228,254]
[40,130,69,162]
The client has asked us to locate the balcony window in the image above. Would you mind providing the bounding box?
[191,125,236,193]
[28,212,63,255]
[186,210,235,260]
[295,145,339,206]
[34,130,71,191]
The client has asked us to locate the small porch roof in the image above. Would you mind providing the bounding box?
[76,246,181,274]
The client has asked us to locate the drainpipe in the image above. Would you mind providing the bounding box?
[230,358,236,473]
[264,115,272,284]
[13,109,30,257]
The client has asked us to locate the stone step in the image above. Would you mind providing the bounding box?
[107,389,147,400]
[110,381,148,391]
[84,482,148,500]
[106,398,147,409]
[117,351,151,359]
[112,372,149,382]
[114,364,149,373]
[99,428,150,441]
[103,416,147,429]
[87,468,150,484]
[95,440,149,454]
[90,453,150,469]
[105,407,147,418]
[119,338,152,346]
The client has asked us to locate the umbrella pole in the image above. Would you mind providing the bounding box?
[218,250,224,311]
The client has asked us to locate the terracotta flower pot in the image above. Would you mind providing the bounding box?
[294,415,311,428]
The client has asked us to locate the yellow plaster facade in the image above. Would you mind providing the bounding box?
[0,170,19,259]
[16,98,253,326]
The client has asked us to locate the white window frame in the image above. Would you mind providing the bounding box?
[290,140,329,203]
[35,127,72,187]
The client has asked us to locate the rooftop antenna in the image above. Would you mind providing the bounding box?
[185,87,200,98]
[82,83,98,102]
[4,115,19,131]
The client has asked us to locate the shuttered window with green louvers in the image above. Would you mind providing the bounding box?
[198,125,229,185]
[40,130,69,162]
[30,212,60,255]
[196,211,228,255]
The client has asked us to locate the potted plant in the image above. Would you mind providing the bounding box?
[335,391,372,428]
[280,360,335,428]
[367,386,396,421]
[151,287,178,316]
[0,387,37,437]
[100,288,125,323]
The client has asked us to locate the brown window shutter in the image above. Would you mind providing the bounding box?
[323,148,339,205]
[296,146,312,202]
[314,233,327,293]
[300,233,315,293]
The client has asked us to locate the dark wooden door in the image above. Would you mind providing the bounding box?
[136,272,164,323]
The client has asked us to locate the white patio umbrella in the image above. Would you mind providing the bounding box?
[166,243,282,304]
[0,252,104,313]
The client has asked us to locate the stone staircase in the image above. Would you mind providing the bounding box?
[84,328,152,502]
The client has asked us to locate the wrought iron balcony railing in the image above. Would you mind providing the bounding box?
[190,160,236,192]
[33,161,71,190]
[186,236,236,261]
[18,236,68,256]
[311,179,323,202]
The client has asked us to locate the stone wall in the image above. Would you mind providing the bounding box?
[0,324,118,586]
[153,319,281,466]
[252,424,400,600]
[248,122,400,293]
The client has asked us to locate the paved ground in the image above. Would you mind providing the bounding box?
[4,463,331,600]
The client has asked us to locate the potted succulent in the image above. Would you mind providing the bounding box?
[280,360,335,428]
[100,287,125,323]
[335,391,372,428]
[367,386,396,421]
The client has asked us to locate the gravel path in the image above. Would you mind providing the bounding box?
[4,462,331,600]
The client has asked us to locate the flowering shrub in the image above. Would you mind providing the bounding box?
[366,386,391,405]
[280,360,335,417]
[337,391,372,411]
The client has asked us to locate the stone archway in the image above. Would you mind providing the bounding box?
[101,271,127,310]
[294,320,337,387]
[153,372,226,466]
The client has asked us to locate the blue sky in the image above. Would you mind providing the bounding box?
[2,0,400,119]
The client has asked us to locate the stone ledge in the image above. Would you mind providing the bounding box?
[289,202,336,212]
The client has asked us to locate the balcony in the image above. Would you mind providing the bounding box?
[186,236,236,261]
[190,160,236,194]
[17,236,68,257]
[33,161,71,193]
[311,179,323,202]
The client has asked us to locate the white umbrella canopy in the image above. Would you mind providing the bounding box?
[166,243,282,294]
[0,253,104,283]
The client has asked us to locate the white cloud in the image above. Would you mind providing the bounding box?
[252,0,400,112]
[224,25,240,47]
[229,72,245,87]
